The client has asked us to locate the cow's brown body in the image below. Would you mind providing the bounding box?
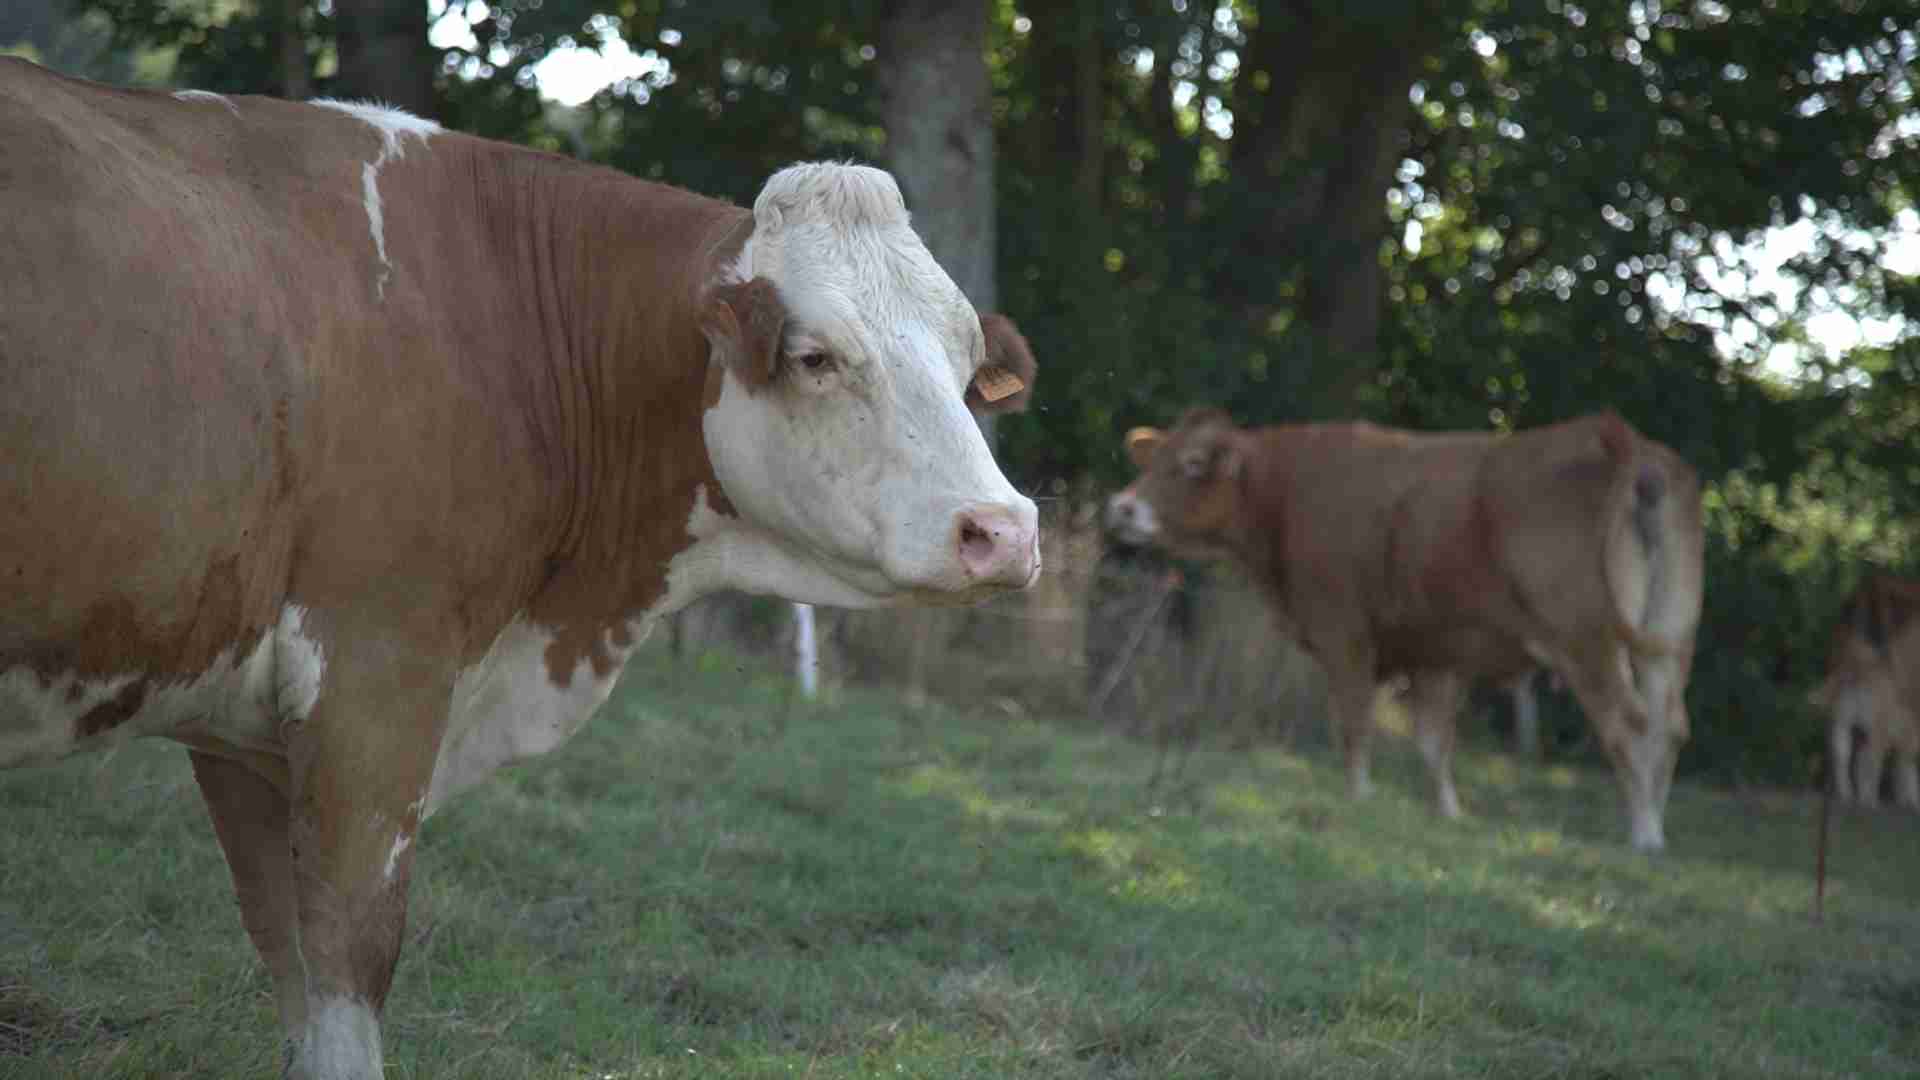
[1814,575,1920,809]
[1,58,1039,1079]
[1109,409,1704,850]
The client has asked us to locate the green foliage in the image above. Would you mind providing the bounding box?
[4,652,1918,1077]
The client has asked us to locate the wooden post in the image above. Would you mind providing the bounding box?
[1815,753,1831,924]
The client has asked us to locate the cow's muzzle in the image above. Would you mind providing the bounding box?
[1104,490,1158,545]
[955,502,1041,590]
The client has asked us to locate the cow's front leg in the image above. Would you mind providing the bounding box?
[1892,747,1919,811]
[1405,670,1466,819]
[190,752,307,1051]
[1319,646,1379,801]
[285,656,450,1080]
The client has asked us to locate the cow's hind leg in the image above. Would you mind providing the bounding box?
[1563,645,1674,852]
[1855,728,1888,810]
[191,752,308,1053]
[285,652,450,1080]
[1881,707,1912,807]
[1828,713,1858,804]
[1405,670,1467,819]
[1894,749,1920,811]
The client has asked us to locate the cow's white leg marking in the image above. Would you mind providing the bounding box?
[172,89,239,115]
[382,831,410,883]
[381,798,424,882]
[295,994,381,1080]
[1829,706,1858,803]
[310,100,439,299]
[1619,728,1670,852]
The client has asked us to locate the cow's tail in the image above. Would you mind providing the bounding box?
[1598,414,1699,662]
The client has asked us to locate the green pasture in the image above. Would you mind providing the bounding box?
[3,648,1915,1078]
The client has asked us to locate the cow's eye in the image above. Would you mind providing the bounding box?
[796,351,831,371]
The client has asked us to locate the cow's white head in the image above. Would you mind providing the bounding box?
[699,163,1039,608]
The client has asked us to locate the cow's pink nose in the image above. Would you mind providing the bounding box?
[956,504,1040,587]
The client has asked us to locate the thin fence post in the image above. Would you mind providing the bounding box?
[793,602,818,699]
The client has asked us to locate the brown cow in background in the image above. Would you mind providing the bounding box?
[1813,575,1920,810]
[1106,409,1704,851]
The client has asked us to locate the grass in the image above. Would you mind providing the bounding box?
[3,646,1917,1079]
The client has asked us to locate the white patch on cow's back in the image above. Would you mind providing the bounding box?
[427,617,646,817]
[0,605,324,769]
[296,994,382,1080]
[172,89,239,115]
[311,99,439,300]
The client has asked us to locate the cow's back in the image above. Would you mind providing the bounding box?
[0,61,433,735]
[6,65,294,671]
[1237,424,1501,656]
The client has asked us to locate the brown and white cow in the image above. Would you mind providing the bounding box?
[1106,408,1703,851]
[1812,575,1920,810]
[0,59,1038,1079]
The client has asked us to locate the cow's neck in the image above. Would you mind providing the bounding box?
[469,150,748,653]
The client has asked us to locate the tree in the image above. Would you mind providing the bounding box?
[43,0,1920,785]
[332,0,433,114]
[877,0,997,316]
[1228,2,1450,407]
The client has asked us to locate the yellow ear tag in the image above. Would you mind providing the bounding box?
[974,365,1025,403]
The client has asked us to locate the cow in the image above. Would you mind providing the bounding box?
[1812,575,1920,810]
[1105,408,1704,851]
[0,59,1039,1080]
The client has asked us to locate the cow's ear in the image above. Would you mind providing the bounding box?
[701,278,789,392]
[1216,438,1245,480]
[1124,427,1165,470]
[1178,430,1242,482]
[969,314,1035,414]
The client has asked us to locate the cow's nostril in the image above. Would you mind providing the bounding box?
[959,518,995,560]
[954,504,1037,586]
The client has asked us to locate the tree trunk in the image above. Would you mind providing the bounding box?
[331,0,435,119]
[876,0,997,314]
[1232,4,1432,411]
[278,0,311,101]
[1070,0,1104,215]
